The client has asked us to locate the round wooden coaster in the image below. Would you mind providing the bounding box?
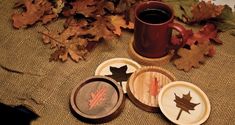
[126,66,176,112]
[158,81,211,125]
[128,40,174,66]
[95,58,141,94]
[70,76,125,123]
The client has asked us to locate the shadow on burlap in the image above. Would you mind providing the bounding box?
[0,0,235,125]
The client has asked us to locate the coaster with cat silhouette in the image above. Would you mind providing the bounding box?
[95,58,141,93]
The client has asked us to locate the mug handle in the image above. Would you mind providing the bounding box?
[168,23,188,48]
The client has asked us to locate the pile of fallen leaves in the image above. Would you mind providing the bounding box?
[12,0,235,72]
[12,0,139,62]
[165,0,235,71]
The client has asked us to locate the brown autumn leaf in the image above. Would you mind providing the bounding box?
[186,23,222,45]
[93,0,115,16]
[172,23,221,57]
[85,15,115,41]
[41,21,89,62]
[12,0,53,28]
[109,15,134,36]
[174,42,213,72]
[88,86,107,110]
[191,1,224,22]
[174,92,200,120]
[62,0,97,17]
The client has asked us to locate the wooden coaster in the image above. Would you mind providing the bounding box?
[95,58,141,94]
[126,66,176,112]
[158,81,211,125]
[128,40,174,66]
[70,76,125,123]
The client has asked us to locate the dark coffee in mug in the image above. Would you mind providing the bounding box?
[138,8,171,24]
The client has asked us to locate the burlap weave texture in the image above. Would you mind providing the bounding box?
[0,0,235,125]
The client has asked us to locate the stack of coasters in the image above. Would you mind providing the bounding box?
[70,58,211,124]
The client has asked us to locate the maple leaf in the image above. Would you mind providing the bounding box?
[106,65,132,87]
[174,92,200,120]
[191,1,224,22]
[174,42,213,72]
[62,0,97,17]
[109,15,134,36]
[149,77,160,96]
[88,86,107,110]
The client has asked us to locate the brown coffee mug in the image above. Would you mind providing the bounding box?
[133,1,188,58]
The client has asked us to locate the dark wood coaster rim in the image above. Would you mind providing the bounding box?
[70,76,125,123]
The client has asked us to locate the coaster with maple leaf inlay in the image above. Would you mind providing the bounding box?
[95,58,141,94]
[70,76,125,123]
[126,66,176,112]
[158,81,211,125]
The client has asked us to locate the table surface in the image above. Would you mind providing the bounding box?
[1,0,235,125]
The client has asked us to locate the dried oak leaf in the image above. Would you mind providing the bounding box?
[64,17,89,28]
[172,23,221,57]
[191,1,224,22]
[186,23,222,45]
[115,0,140,14]
[174,42,213,72]
[109,15,134,36]
[85,15,115,41]
[62,0,97,17]
[41,22,89,62]
[12,0,53,28]
[93,0,115,16]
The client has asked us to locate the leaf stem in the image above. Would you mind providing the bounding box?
[176,109,183,120]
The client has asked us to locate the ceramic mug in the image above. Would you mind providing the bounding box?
[133,1,188,58]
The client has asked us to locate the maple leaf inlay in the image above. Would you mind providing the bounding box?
[105,65,132,87]
[88,86,107,110]
[174,91,200,120]
[149,77,160,96]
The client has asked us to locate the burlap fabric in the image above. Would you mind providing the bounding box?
[0,0,235,125]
